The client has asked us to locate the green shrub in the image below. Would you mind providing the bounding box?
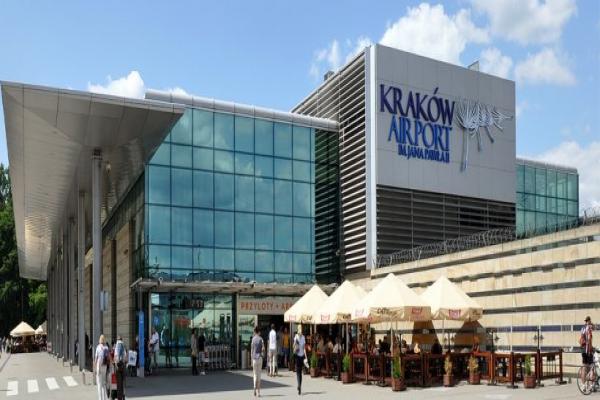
[342,354,351,373]
[524,355,532,376]
[310,351,318,368]
[392,356,402,379]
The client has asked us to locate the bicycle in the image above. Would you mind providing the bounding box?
[577,349,600,395]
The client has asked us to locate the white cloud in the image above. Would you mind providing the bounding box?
[529,140,600,210]
[163,87,190,97]
[380,3,489,65]
[87,70,145,98]
[516,100,528,117]
[480,47,513,78]
[310,37,372,81]
[514,48,576,86]
[472,0,577,45]
[87,70,191,99]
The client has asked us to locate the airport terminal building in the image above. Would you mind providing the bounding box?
[2,44,589,372]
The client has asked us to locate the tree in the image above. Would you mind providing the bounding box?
[0,164,47,337]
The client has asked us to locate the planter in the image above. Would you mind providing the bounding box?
[341,371,352,384]
[443,374,454,387]
[391,378,406,392]
[523,375,536,389]
[469,372,481,385]
[310,367,319,378]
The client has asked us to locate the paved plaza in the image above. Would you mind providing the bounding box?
[0,351,591,399]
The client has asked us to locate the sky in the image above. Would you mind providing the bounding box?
[0,0,598,209]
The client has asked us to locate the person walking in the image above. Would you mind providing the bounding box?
[150,328,160,371]
[293,325,306,396]
[282,327,290,369]
[251,326,265,397]
[114,335,127,400]
[198,330,206,375]
[93,335,109,400]
[268,324,277,377]
[191,329,198,376]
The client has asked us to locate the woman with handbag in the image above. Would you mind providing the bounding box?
[293,325,307,396]
[251,326,265,397]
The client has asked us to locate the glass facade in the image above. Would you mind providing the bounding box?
[143,108,335,283]
[516,160,579,236]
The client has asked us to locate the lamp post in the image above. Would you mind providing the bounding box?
[533,326,545,387]
[487,329,500,386]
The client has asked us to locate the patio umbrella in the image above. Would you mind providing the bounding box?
[352,273,431,323]
[10,321,35,337]
[34,321,47,335]
[315,280,367,324]
[284,285,328,324]
[421,276,483,350]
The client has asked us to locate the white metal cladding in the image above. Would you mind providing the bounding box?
[1,81,184,280]
[145,89,339,132]
[293,51,368,273]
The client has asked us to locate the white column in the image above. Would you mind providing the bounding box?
[69,217,76,363]
[77,190,86,370]
[92,149,103,345]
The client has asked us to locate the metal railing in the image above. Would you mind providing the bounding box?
[376,206,600,268]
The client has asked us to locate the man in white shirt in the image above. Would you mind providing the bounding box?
[268,324,277,377]
[150,328,160,371]
[293,325,306,395]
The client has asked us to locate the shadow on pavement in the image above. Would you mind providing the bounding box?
[125,369,289,397]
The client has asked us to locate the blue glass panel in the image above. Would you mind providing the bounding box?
[255,251,273,273]
[193,247,213,272]
[171,144,192,168]
[293,253,312,274]
[568,200,578,216]
[235,176,254,212]
[568,174,578,200]
[274,180,292,215]
[546,170,557,197]
[556,172,567,198]
[274,273,293,283]
[148,205,170,244]
[547,197,557,213]
[235,250,254,272]
[148,165,170,204]
[255,156,273,178]
[171,110,192,145]
[193,171,213,208]
[172,207,193,245]
[235,212,254,249]
[274,122,292,158]
[193,109,213,147]
[235,116,254,153]
[255,215,273,250]
[557,198,567,214]
[293,218,311,252]
[293,125,310,160]
[255,119,273,155]
[235,153,254,175]
[274,216,292,251]
[293,160,311,182]
[150,143,170,165]
[255,178,274,214]
[255,273,274,283]
[172,168,192,206]
[214,173,234,210]
[293,182,311,217]
[214,150,234,173]
[148,245,171,272]
[274,252,293,274]
[214,249,234,271]
[516,164,524,192]
[172,246,193,269]
[214,211,234,247]
[214,113,234,150]
[193,209,213,246]
[524,166,535,194]
[193,147,213,170]
[274,158,292,180]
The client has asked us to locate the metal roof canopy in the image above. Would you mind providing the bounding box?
[1,81,185,281]
[131,278,337,297]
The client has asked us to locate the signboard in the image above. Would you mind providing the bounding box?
[237,297,297,315]
[374,45,516,203]
[138,311,144,377]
